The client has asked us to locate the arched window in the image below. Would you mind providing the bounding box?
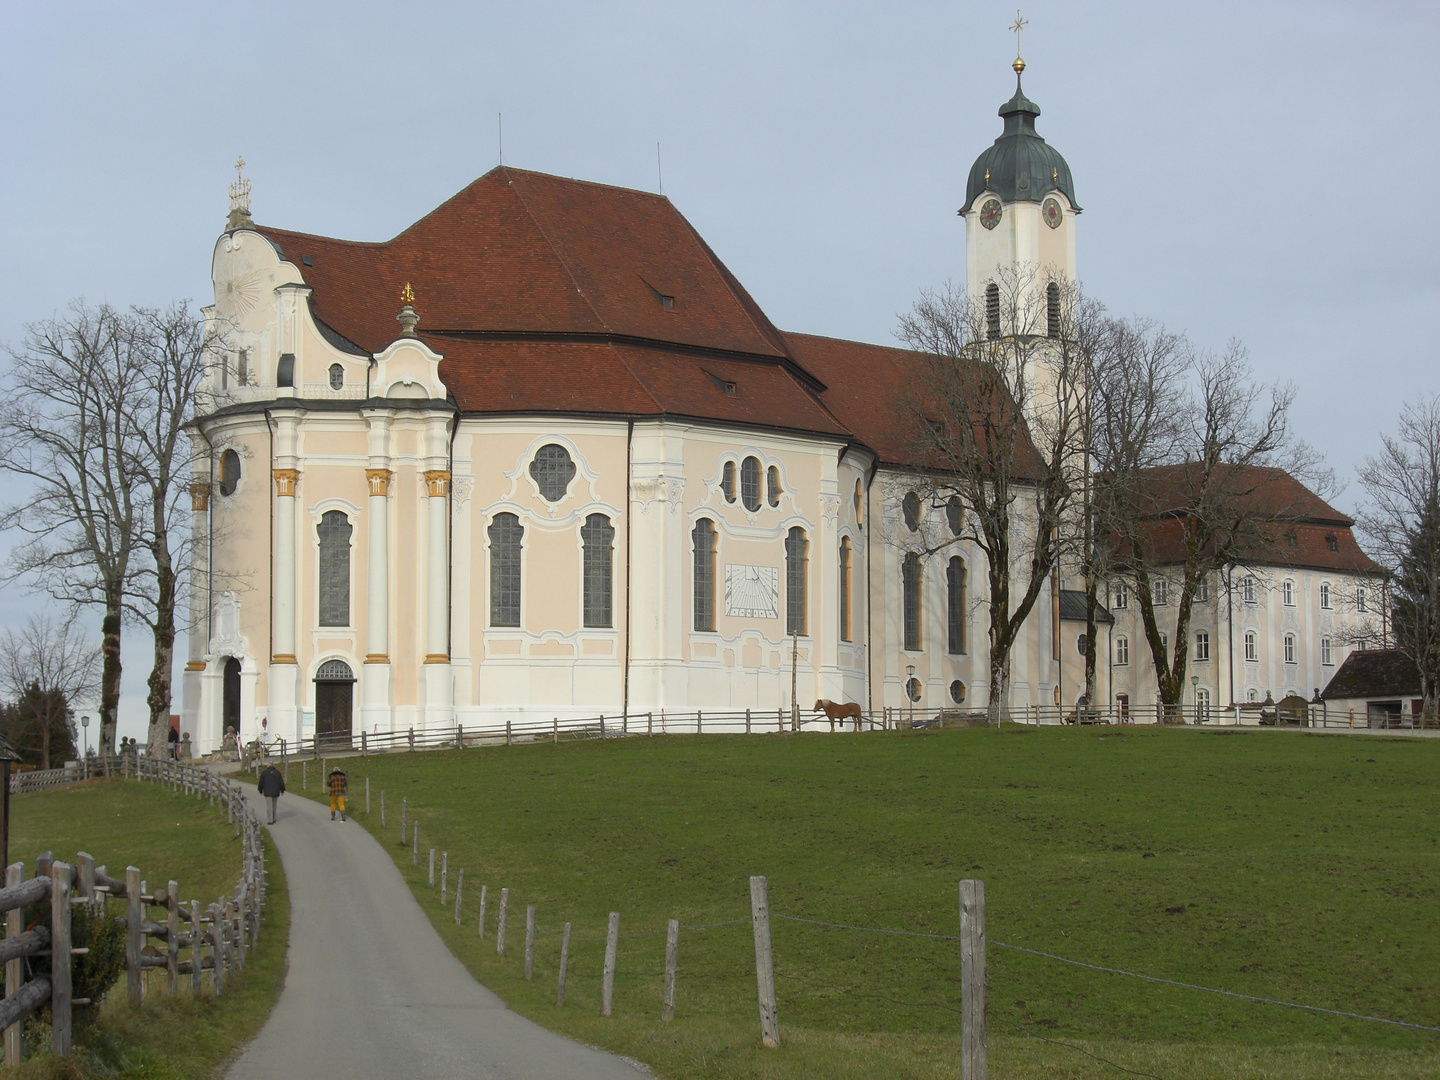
[902,491,921,532]
[1284,633,1296,664]
[950,680,967,704]
[766,466,782,507]
[237,348,250,386]
[947,556,966,654]
[488,513,524,627]
[1244,630,1258,662]
[1115,636,1129,666]
[1242,576,1257,604]
[581,514,614,628]
[1196,687,1211,720]
[218,449,241,497]
[946,496,964,536]
[740,456,762,512]
[1321,635,1333,665]
[785,527,808,635]
[839,538,852,642]
[1320,582,1332,609]
[317,510,353,627]
[1195,630,1210,662]
[902,553,922,651]
[530,444,576,503]
[854,479,863,528]
[721,461,736,503]
[1247,688,1258,703]
[1283,580,1294,606]
[328,363,344,390]
[1046,281,1061,338]
[692,519,716,631]
[985,283,1000,340]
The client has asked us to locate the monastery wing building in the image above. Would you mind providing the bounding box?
[183,67,1085,753]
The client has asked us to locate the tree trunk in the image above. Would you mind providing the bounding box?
[146,555,177,757]
[100,584,123,753]
[1083,574,1099,707]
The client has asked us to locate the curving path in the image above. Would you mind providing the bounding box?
[226,780,647,1079]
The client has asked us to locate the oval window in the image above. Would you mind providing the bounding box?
[721,461,736,503]
[767,466,781,507]
[906,677,922,703]
[740,457,762,512]
[902,491,921,532]
[946,496,964,536]
[218,449,241,497]
[949,679,966,704]
[529,444,576,503]
[328,363,344,390]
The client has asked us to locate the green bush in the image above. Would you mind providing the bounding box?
[69,905,126,1020]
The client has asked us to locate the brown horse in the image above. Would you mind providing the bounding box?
[814,699,864,732]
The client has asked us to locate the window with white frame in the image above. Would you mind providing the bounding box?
[1321,635,1333,666]
[1242,576,1256,604]
[1320,582,1332,609]
[1356,586,1368,613]
[581,514,614,628]
[1244,630,1257,662]
[1195,577,1209,602]
[1247,688,1258,703]
[1113,582,1129,609]
[1115,636,1129,665]
[1283,579,1294,606]
[1196,686,1211,718]
[1195,630,1210,662]
[1153,579,1168,606]
[1284,633,1296,664]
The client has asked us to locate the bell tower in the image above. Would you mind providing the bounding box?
[962,43,1079,322]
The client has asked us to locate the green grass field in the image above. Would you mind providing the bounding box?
[6,778,289,1079]
[286,726,1440,1079]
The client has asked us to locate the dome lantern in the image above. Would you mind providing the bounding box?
[964,68,1079,213]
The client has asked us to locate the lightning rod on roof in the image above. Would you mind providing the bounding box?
[657,142,663,196]
[498,112,503,166]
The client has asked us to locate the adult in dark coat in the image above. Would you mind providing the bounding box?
[258,764,286,824]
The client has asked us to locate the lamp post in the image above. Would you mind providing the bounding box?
[1191,676,1199,724]
[80,715,90,758]
[906,664,916,729]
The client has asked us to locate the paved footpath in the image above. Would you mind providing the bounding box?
[226,780,647,1079]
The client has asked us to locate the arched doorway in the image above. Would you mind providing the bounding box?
[314,659,355,748]
[222,658,242,739]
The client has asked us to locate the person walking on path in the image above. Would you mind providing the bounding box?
[327,766,348,821]
[258,763,286,824]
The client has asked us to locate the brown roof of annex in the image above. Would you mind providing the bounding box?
[252,166,1039,474]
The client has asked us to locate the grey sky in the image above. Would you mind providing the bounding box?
[1,2,1436,739]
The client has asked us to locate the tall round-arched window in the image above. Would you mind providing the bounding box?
[488,513,524,627]
[785,527,808,636]
[740,457,762,512]
[902,491,921,532]
[317,511,353,627]
[529,444,576,503]
[218,449,241,497]
[581,514,614,628]
[692,518,716,631]
[902,553,922,651]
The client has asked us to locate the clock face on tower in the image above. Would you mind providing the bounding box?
[979,199,1002,230]
[1042,197,1063,229]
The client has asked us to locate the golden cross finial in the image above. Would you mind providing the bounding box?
[1010,9,1028,74]
[401,281,415,307]
[228,156,251,214]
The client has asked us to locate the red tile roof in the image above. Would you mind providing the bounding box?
[253,166,1040,471]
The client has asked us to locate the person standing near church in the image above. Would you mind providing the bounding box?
[327,766,348,821]
[258,763,285,824]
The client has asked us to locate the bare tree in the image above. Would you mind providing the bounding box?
[0,303,142,752]
[1356,394,1440,722]
[896,269,1095,720]
[124,302,217,755]
[1100,342,1319,715]
[0,615,100,769]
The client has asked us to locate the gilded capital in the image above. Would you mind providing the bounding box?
[273,468,299,497]
[424,469,451,498]
[189,482,211,512]
[365,468,392,497]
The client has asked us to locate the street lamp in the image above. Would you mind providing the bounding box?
[906,665,916,729]
[80,715,90,758]
[1191,676,1199,724]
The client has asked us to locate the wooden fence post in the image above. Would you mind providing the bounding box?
[506,720,512,746]
[190,900,202,997]
[959,878,987,1080]
[366,776,371,814]
[553,717,559,743]
[601,911,620,1016]
[496,888,509,954]
[750,875,780,1047]
[50,860,72,1055]
[76,852,95,903]
[440,853,448,905]
[556,921,571,1005]
[647,712,653,736]
[380,790,386,827]
[302,760,307,791]
[778,707,784,732]
[663,918,679,1021]
[210,901,224,996]
[126,866,143,1005]
[428,849,435,887]
[454,869,464,925]
[412,823,419,865]
[362,731,368,756]
[456,723,464,749]
[401,795,407,841]
[524,905,536,980]
[478,885,487,938]
[4,863,21,1064]
[745,708,751,734]
[166,878,179,995]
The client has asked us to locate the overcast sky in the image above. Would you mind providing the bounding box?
[1,2,1436,740]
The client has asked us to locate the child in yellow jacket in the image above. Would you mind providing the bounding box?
[328,767,348,821]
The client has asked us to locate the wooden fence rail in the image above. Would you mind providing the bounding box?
[0,759,267,1065]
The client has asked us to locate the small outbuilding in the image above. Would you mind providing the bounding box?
[1319,649,1423,727]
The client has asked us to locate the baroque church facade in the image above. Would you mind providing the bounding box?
[180,65,1088,754]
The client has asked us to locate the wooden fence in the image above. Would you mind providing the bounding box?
[0,759,266,1064]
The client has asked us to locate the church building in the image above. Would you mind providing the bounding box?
[182,62,1087,753]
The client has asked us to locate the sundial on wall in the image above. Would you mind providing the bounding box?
[725,565,779,619]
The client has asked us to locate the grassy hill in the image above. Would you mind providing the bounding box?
[287,725,1439,1079]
